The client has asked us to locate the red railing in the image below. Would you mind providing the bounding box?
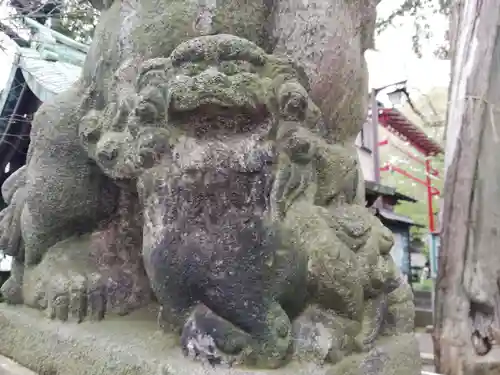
[379,139,441,232]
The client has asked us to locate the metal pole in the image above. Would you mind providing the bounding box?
[371,89,381,184]
[425,158,436,232]
[0,83,28,174]
[425,158,437,329]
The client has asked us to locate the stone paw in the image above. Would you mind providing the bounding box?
[180,304,250,368]
[22,235,152,322]
[28,266,151,322]
[179,303,293,369]
[35,270,108,323]
[1,275,23,305]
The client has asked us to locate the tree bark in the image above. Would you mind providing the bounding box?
[435,0,500,373]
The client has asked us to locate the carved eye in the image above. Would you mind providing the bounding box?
[219,60,254,76]
[219,61,239,75]
[135,101,159,123]
[181,62,207,76]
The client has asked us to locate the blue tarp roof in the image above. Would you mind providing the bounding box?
[0,19,84,143]
[17,48,81,102]
[0,17,85,111]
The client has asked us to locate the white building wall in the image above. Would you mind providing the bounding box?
[356,146,375,181]
[355,121,376,182]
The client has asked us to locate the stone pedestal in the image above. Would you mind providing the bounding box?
[0,304,422,375]
[0,355,36,375]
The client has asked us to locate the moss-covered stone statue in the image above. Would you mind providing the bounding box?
[0,0,421,373]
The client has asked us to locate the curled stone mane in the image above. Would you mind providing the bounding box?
[78,35,320,181]
[0,12,420,374]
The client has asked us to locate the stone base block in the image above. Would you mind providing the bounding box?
[415,309,433,328]
[0,304,422,375]
[0,354,36,374]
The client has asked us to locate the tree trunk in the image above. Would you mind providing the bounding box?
[435,0,500,373]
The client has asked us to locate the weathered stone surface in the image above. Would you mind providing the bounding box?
[0,304,421,375]
[0,355,36,375]
[0,0,420,370]
[0,32,420,372]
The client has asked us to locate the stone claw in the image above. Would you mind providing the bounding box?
[87,274,107,321]
[137,58,172,92]
[44,272,107,323]
[69,283,88,323]
[180,304,248,368]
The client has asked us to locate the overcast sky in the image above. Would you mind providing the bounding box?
[0,0,450,97]
[371,0,450,98]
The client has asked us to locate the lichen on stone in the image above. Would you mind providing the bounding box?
[0,21,419,375]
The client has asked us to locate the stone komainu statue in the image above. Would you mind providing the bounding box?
[0,0,420,372]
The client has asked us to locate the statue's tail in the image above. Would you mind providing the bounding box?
[2,165,27,205]
[0,166,27,257]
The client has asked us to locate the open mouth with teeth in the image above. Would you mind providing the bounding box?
[135,34,312,139]
[167,91,271,138]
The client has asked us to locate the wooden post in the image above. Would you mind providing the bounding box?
[425,159,435,233]
[435,0,500,373]
[371,89,381,184]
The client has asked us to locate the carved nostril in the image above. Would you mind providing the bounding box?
[135,101,159,123]
[98,147,118,162]
[276,321,289,338]
[97,139,120,164]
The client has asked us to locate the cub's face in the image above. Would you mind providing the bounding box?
[134,35,277,141]
[82,35,315,180]
[165,59,270,138]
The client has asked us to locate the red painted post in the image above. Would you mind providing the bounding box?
[425,158,436,233]
[379,139,440,176]
[379,164,440,196]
